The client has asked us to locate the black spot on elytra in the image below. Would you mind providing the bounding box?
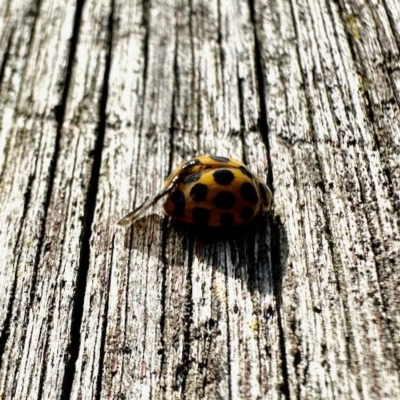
[184,173,202,183]
[192,207,210,226]
[171,189,185,217]
[209,155,230,163]
[240,182,258,204]
[190,183,208,202]
[220,213,234,227]
[213,169,235,185]
[213,191,236,209]
[240,165,253,179]
[259,182,268,202]
[240,206,254,220]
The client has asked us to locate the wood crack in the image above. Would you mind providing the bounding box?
[60,0,113,397]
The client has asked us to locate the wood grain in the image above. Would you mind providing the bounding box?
[0,0,399,399]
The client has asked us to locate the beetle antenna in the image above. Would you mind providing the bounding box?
[117,181,176,227]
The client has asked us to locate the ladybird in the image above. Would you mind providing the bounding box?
[118,154,272,228]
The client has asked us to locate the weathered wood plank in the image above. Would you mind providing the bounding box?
[72,0,177,398]
[0,0,111,398]
[0,0,79,398]
[0,0,399,399]
[256,0,400,398]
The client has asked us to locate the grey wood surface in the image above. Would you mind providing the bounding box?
[0,0,399,399]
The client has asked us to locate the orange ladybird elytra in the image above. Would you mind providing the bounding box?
[118,154,273,228]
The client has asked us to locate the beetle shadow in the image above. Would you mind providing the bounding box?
[121,213,288,309]
[182,215,288,307]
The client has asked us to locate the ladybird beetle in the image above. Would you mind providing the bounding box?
[118,155,272,228]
